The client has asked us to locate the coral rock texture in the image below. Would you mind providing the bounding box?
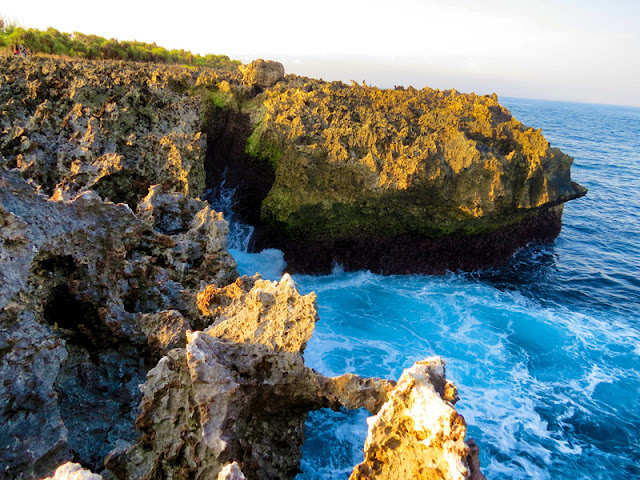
[106,274,394,480]
[236,80,587,272]
[350,358,486,480]
[240,59,285,88]
[0,57,492,480]
[0,168,236,478]
[0,57,239,207]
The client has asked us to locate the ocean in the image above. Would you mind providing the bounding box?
[217,97,640,479]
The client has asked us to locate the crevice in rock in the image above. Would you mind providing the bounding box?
[91,172,151,210]
[203,103,275,229]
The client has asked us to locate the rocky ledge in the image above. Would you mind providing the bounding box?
[1,57,485,479]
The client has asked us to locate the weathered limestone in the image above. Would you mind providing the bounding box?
[1,57,490,480]
[240,59,285,88]
[350,358,486,480]
[233,80,587,273]
[106,274,394,480]
[0,169,236,479]
[0,57,240,207]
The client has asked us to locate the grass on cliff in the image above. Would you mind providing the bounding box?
[0,18,240,68]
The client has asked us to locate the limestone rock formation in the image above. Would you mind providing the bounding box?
[229,80,587,273]
[350,358,485,480]
[0,56,495,480]
[0,57,239,208]
[240,59,285,88]
[106,274,394,480]
[0,169,236,479]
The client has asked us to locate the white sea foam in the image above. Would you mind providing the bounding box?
[230,248,286,281]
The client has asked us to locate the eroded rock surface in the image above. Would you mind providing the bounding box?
[237,80,587,272]
[0,57,239,207]
[1,57,490,480]
[106,274,394,480]
[0,169,235,479]
[240,59,285,88]
[351,358,485,480]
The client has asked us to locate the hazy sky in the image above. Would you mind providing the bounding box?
[3,0,639,106]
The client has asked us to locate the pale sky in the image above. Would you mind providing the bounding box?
[3,0,639,106]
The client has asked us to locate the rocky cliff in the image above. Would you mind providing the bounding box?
[216,65,587,273]
[1,57,486,480]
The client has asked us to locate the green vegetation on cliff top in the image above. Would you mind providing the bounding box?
[0,18,240,68]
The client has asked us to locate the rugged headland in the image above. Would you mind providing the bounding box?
[213,62,586,274]
[0,55,583,479]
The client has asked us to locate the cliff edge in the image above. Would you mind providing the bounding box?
[216,61,587,273]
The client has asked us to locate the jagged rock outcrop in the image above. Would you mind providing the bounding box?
[237,80,587,273]
[106,274,394,480]
[1,56,490,480]
[0,57,240,208]
[240,59,285,88]
[350,358,485,480]
[0,169,236,479]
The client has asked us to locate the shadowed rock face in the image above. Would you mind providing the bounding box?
[0,170,237,479]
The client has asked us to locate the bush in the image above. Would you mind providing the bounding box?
[0,18,240,68]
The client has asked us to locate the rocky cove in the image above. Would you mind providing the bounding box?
[0,57,584,479]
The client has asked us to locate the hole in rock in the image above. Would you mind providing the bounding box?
[297,408,370,479]
[91,172,151,210]
[44,285,102,340]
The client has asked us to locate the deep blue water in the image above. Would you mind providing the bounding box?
[227,98,640,479]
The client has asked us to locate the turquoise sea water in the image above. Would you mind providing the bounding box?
[225,98,640,479]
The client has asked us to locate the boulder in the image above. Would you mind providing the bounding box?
[240,59,285,88]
